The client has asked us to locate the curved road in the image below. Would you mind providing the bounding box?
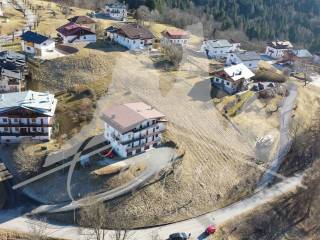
[0,174,304,240]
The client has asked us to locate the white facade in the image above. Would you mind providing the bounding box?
[201,40,240,59]
[105,4,127,21]
[0,91,57,143]
[104,120,166,158]
[314,54,320,65]
[61,34,96,44]
[265,46,288,59]
[0,76,22,93]
[161,36,188,46]
[108,32,152,50]
[211,63,255,94]
[0,116,53,143]
[21,39,55,59]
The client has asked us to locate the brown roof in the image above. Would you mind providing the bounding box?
[101,102,165,133]
[57,22,95,36]
[162,28,189,39]
[68,16,96,25]
[115,23,155,40]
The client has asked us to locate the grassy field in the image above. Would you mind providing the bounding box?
[1,5,25,35]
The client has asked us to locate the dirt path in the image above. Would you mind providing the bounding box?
[257,83,298,190]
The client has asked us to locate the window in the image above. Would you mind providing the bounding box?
[31,118,36,123]
[14,118,18,123]
[2,118,7,123]
[4,127,8,131]
[33,127,36,132]
[15,127,19,131]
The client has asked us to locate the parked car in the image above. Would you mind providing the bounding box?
[168,232,190,240]
[205,225,217,235]
[99,149,114,158]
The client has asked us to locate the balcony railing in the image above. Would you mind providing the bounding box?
[0,132,48,137]
[126,139,160,152]
[121,129,164,145]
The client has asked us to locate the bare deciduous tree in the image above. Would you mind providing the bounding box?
[136,5,150,25]
[79,198,108,240]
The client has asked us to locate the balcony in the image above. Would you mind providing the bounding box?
[0,119,53,127]
[121,129,164,145]
[126,139,160,152]
[0,132,48,137]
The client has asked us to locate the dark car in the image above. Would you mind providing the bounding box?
[168,232,189,240]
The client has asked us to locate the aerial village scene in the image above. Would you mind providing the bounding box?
[0,0,320,239]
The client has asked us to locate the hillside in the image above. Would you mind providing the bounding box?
[52,0,320,51]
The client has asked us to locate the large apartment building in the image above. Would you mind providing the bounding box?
[102,102,166,158]
[0,91,57,143]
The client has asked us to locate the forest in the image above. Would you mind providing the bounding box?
[55,0,320,52]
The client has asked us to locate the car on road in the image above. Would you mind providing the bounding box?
[168,232,190,240]
[206,225,217,235]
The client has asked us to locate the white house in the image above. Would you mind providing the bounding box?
[21,31,55,58]
[265,40,293,59]
[106,24,155,50]
[161,28,189,46]
[0,91,57,143]
[226,51,261,70]
[210,63,255,94]
[105,1,127,21]
[57,22,96,44]
[0,51,27,93]
[201,39,240,59]
[102,102,166,158]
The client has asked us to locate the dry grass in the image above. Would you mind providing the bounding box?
[0,228,66,240]
[1,6,25,35]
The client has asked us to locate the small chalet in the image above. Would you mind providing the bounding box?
[102,102,166,158]
[0,51,27,93]
[210,63,255,94]
[226,51,261,70]
[105,1,127,21]
[106,23,155,50]
[201,39,240,59]
[265,41,293,59]
[0,91,57,143]
[21,31,55,58]
[57,22,97,44]
[161,28,189,46]
[68,16,96,32]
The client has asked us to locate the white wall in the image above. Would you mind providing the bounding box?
[113,33,146,50]
[104,119,166,158]
[265,46,287,59]
[62,34,97,44]
[161,37,188,46]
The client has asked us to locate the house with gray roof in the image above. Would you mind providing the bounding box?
[102,102,166,158]
[0,51,28,93]
[226,51,261,70]
[201,39,240,59]
[0,91,57,143]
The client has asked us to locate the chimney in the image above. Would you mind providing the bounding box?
[111,113,116,119]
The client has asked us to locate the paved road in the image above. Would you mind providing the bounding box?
[31,147,177,214]
[0,174,303,240]
[257,83,298,190]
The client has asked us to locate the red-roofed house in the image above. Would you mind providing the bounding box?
[57,22,96,44]
[102,102,167,158]
[161,28,189,46]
